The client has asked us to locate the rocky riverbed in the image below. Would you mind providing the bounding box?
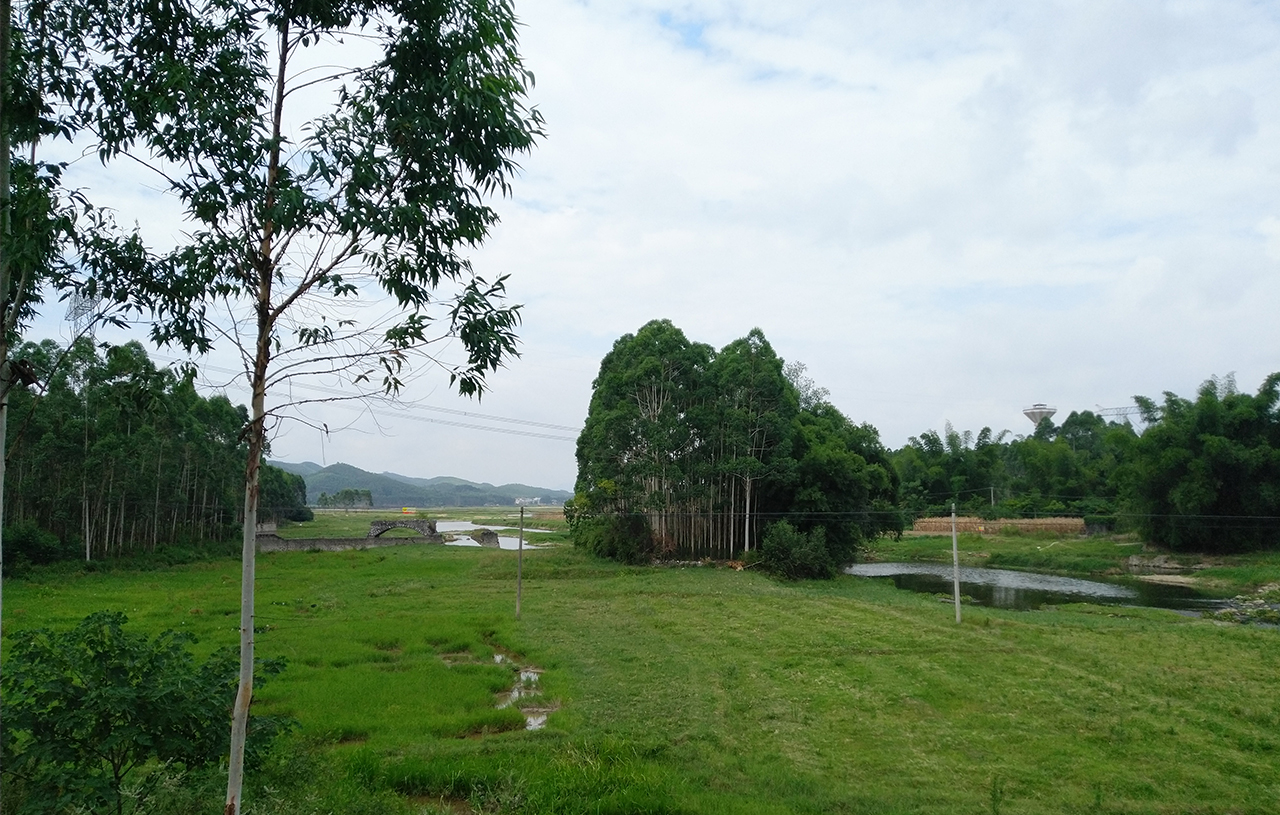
[1204,583,1280,625]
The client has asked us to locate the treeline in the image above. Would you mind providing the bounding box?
[897,374,1280,553]
[316,488,373,509]
[574,322,1280,562]
[892,412,1133,521]
[5,339,309,570]
[569,320,901,569]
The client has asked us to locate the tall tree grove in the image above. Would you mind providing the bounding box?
[4,339,310,570]
[570,320,902,569]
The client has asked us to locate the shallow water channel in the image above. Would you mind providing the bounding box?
[436,521,551,550]
[843,562,1224,611]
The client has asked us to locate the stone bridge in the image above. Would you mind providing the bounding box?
[367,519,442,541]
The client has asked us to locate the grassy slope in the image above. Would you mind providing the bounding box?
[6,543,1279,814]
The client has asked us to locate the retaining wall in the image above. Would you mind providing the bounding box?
[255,535,443,553]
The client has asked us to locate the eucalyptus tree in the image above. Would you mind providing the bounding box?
[0,0,130,730]
[783,360,829,411]
[572,319,712,553]
[4,338,257,562]
[710,328,795,552]
[52,0,542,808]
[575,323,897,562]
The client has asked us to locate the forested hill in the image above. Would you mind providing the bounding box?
[268,461,571,507]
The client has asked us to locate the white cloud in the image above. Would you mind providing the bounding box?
[26,0,1280,490]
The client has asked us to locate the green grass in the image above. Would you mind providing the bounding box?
[1189,550,1280,593]
[866,531,1141,574]
[6,540,1280,814]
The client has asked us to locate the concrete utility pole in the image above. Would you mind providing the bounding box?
[516,506,524,620]
[951,503,962,624]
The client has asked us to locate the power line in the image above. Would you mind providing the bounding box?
[376,411,576,442]
[147,352,582,441]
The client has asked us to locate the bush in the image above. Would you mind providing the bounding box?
[3,520,75,574]
[1083,514,1115,535]
[290,505,315,522]
[760,521,835,580]
[571,514,653,564]
[1,611,289,815]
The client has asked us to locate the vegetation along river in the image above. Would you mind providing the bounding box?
[843,562,1226,611]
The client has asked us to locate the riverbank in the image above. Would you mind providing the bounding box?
[5,543,1277,814]
[864,530,1280,595]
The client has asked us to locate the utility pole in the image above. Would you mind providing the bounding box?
[951,502,962,624]
[516,506,524,620]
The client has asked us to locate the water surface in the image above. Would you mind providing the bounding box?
[436,521,552,534]
[444,536,537,550]
[436,521,543,550]
[844,562,1221,610]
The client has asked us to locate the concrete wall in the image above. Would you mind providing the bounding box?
[255,535,443,553]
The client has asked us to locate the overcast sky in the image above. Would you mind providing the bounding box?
[36,0,1280,492]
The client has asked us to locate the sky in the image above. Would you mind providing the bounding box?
[33,0,1280,492]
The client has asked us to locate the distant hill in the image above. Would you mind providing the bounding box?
[277,460,326,477]
[268,461,571,507]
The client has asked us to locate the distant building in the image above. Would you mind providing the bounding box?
[514,497,542,506]
[1023,403,1057,426]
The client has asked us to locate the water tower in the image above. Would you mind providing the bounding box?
[1023,403,1057,427]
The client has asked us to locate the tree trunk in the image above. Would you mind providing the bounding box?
[153,445,162,550]
[224,411,263,814]
[226,18,288,814]
[2,0,16,781]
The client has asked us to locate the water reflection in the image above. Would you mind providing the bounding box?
[443,536,537,550]
[434,521,546,550]
[843,562,1221,610]
[436,521,552,534]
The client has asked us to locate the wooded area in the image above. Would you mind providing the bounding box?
[573,322,1280,564]
[3,339,307,571]
[891,412,1134,521]
[569,320,902,566]
[890,374,1280,552]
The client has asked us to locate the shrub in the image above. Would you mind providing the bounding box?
[3,520,75,574]
[1,611,289,815]
[285,506,315,522]
[760,521,835,580]
[571,514,653,564]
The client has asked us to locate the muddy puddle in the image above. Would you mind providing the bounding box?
[484,653,557,729]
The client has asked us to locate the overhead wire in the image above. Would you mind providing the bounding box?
[147,352,582,442]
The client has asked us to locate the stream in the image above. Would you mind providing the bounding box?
[843,562,1226,611]
[436,520,551,550]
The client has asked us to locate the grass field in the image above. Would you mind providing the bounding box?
[6,520,1279,814]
